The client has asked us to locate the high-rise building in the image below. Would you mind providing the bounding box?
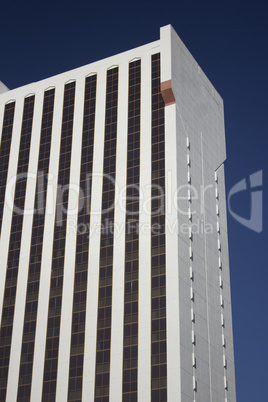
[0,25,236,402]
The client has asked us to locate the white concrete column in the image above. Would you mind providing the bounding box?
[82,67,106,401]
[165,103,181,402]
[0,100,5,143]
[161,24,181,401]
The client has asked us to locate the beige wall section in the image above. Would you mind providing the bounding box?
[160,24,235,402]
[216,164,236,401]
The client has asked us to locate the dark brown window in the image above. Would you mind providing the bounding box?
[0,101,16,235]
[67,74,97,402]
[122,59,141,402]
[17,89,55,401]
[42,82,76,401]
[94,67,118,401]
[151,53,167,402]
[0,95,35,402]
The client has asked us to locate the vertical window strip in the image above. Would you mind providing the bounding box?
[67,75,97,402]
[42,82,76,400]
[151,53,167,402]
[0,96,35,402]
[94,67,118,401]
[0,102,16,236]
[122,60,141,402]
[16,89,55,401]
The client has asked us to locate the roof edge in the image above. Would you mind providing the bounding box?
[0,81,9,94]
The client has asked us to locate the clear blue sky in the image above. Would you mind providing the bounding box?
[1,0,267,400]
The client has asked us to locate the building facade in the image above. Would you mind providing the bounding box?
[0,25,236,401]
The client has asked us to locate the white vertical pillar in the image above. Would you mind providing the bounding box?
[6,91,44,401]
[161,24,181,401]
[0,100,5,143]
[109,62,128,402]
[30,83,65,402]
[165,103,181,402]
[55,76,85,401]
[82,68,106,401]
[138,53,152,402]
